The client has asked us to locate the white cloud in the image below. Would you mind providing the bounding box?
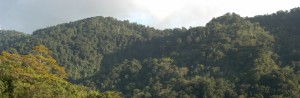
[130,0,300,29]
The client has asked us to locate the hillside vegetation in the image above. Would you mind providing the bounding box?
[1,7,300,98]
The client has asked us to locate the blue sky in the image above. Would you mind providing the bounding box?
[1,0,300,33]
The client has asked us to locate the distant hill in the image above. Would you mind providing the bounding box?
[1,7,300,97]
[1,16,172,80]
[0,30,28,51]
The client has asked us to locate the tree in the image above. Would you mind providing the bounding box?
[0,45,120,98]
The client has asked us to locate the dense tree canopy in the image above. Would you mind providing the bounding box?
[0,30,28,52]
[1,7,300,98]
[250,7,300,67]
[0,45,120,98]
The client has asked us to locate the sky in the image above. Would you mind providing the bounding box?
[0,0,300,33]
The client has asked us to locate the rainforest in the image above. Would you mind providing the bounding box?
[1,7,300,98]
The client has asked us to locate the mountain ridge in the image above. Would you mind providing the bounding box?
[1,7,300,97]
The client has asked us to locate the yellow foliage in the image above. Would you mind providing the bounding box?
[32,45,50,55]
[0,45,121,98]
[0,45,66,81]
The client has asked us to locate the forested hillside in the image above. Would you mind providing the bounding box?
[250,8,300,68]
[1,7,300,98]
[0,45,120,98]
[0,30,28,51]
[1,17,171,80]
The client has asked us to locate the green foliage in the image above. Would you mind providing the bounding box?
[0,30,28,52]
[250,7,300,66]
[1,17,171,80]
[1,7,300,98]
[0,45,120,98]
